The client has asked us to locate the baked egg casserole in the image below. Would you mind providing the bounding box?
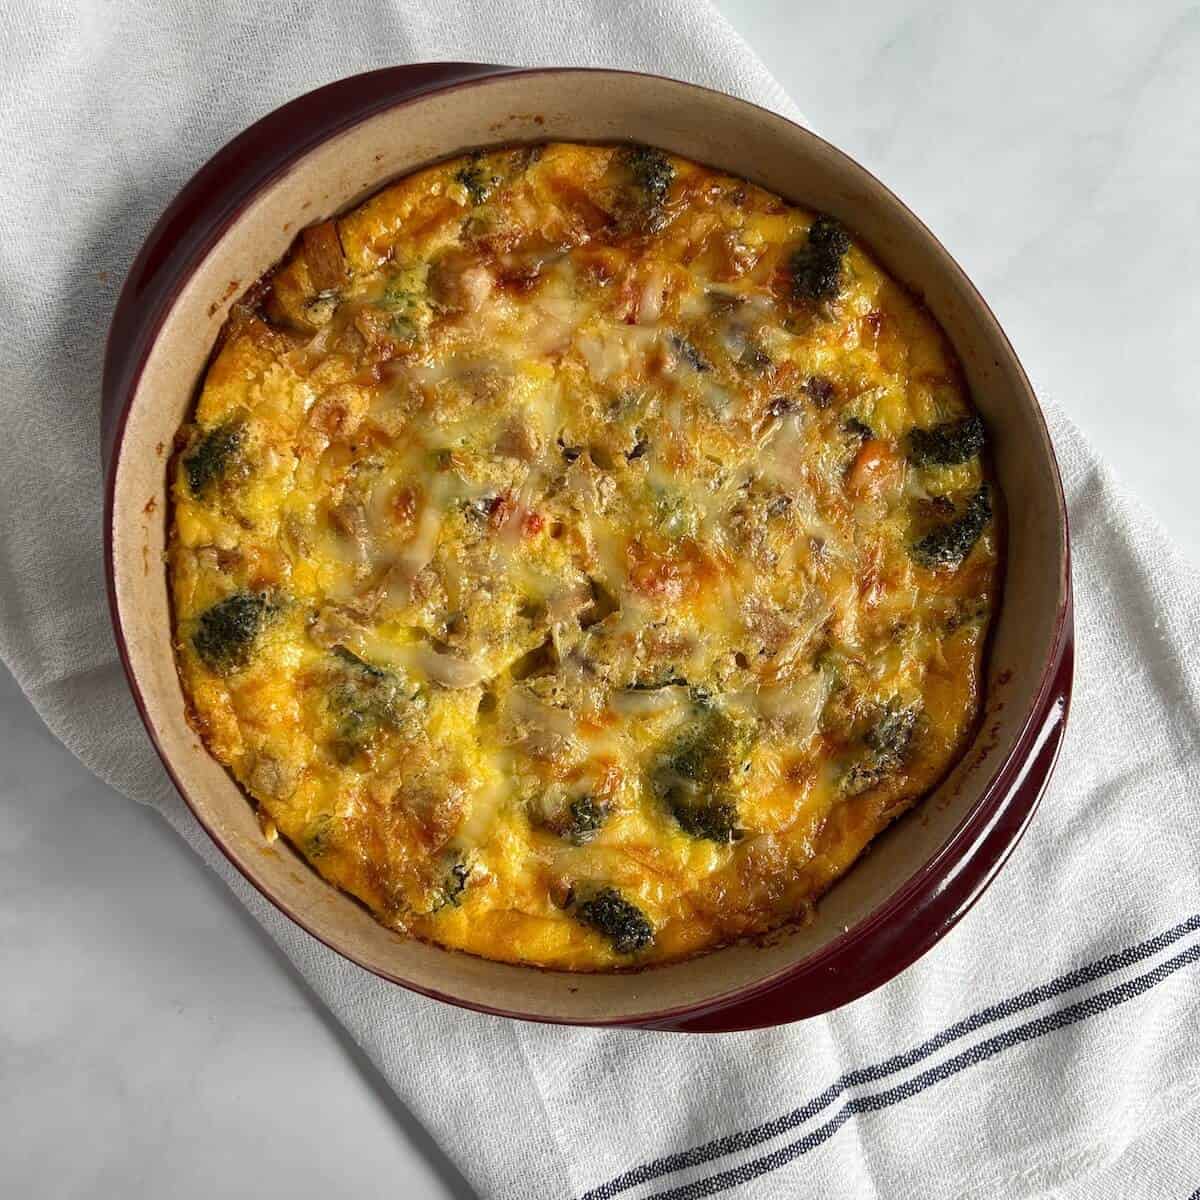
[168,143,1000,969]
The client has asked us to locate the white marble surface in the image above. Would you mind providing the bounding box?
[2,4,1198,1197]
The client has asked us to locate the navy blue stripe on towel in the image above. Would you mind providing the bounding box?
[650,941,1200,1200]
[580,914,1200,1200]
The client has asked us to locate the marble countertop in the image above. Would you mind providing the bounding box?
[3,3,1196,1197]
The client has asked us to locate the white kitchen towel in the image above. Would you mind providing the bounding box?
[2,3,1198,1198]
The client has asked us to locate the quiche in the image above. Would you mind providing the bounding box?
[169,143,1000,970]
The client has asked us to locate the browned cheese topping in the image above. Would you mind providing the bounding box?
[169,144,1000,969]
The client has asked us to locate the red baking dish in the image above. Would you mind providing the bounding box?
[102,64,1072,1031]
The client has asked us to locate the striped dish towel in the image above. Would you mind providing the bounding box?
[1,2,1198,1197]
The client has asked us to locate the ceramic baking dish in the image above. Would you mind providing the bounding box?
[102,63,1072,1031]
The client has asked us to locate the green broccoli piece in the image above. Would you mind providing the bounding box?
[433,860,472,910]
[907,414,987,467]
[378,263,430,343]
[866,704,919,757]
[843,700,921,795]
[534,793,613,844]
[665,715,733,782]
[192,591,280,675]
[790,215,851,302]
[563,796,611,845]
[183,421,243,496]
[573,886,654,954]
[326,648,412,761]
[653,707,751,843]
[621,145,673,207]
[382,282,415,308]
[615,145,675,233]
[910,485,992,569]
[671,794,742,843]
[454,155,498,204]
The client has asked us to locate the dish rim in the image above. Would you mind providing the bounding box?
[101,62,1074,1030]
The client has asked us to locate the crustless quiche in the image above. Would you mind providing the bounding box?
[169,144,1001,969]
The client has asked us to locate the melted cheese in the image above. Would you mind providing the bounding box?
[168,144,1001,970]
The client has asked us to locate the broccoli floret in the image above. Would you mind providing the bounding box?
[666,713,739,781]
[907,414,987,467]
[615,145,675,233]
[910,485,992,569]
[563,796,611,845]
[621,145,673,207]
[653,707,751,843]
[382,287,421,341]
[326,648,411,761]
[790,215,851,303]
[183,421,243,496]
[672,794,742,842]
[843,700,921,795]
[535,793,613,844]
[866,703,919,760]
[381,282,417,309]
[377,262,430,343]
[192,591,280,675]
[573,886,654,954]
[433,860,472,910]
[454,154,498,205]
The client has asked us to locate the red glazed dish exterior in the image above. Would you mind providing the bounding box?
[102,63,1073,1031]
